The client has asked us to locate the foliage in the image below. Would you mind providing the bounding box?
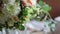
[0,0,56,32]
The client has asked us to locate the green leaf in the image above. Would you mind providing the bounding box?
[18,25,25,31]
[42,5,51,12]
[39,1,45,6]
[39,0,51,15]
[15,0,20,2]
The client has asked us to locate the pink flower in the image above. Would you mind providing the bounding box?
[21,0,34,6]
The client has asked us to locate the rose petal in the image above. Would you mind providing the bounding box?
[21,0,32,6]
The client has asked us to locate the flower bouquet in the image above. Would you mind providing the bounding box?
[0,0,56,34]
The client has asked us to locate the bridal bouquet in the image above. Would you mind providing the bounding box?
[0,0,56,32]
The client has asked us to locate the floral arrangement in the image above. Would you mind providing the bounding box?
[0,0,56,32]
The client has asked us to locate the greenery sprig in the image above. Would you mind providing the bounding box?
[0,0,56,32]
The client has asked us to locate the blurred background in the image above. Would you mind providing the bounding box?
[43,0,60,34]
[0,0,60,34]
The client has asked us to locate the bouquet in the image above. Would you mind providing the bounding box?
[0,0,56,32]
